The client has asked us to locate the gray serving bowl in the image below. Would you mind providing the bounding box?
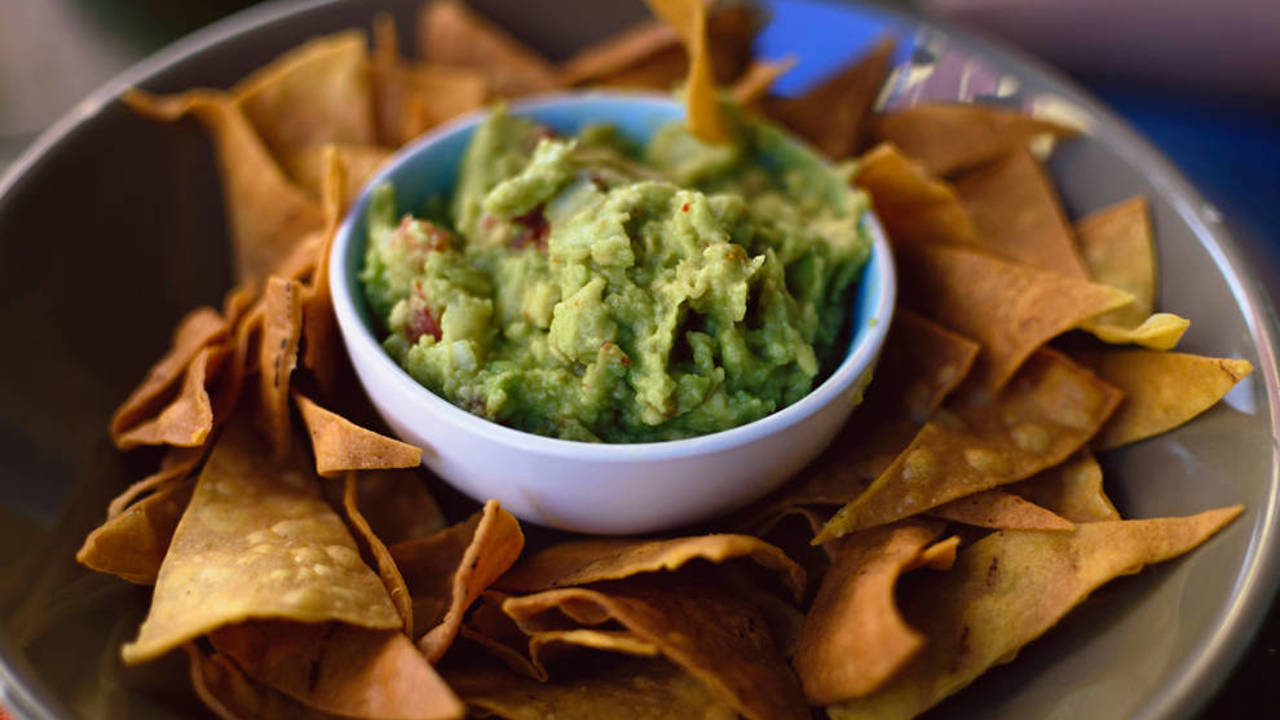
[0,1,1275,719]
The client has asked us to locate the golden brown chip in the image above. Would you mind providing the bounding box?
[417,0,559,98]
[121,419,401,664]
[210,623,464,720]
[109,306,229,444]
[107,445,206,519]
[122,89,326,285]
[497,534,805,602]
[503,575,808,720]
[76,480,195,585]
[731,57,796,108]
[294,393,422,477]
[281,144,392,210]
[907,535,959,572]
[854,142,982,248]
[343,473,413,634]
[953,146,1090,278]
[870,104,1076,177]
[298,146,345,395]
[898,242,1132,391]
[258,276,304,458]
[765,37,894,159]
[1076,196,1157,327]
[867,309,980,424]
[816,349,1123,541]
[347,469,447,545]
[929,489,1075,531]
[213,303,265,424]
[1009,449,1119,523]
[446,657,737,720]
[184,644,338,720]
[116,344,226,450]
[828,506,1243,720]
[1074,349,1254,449]
[390,500,524,662]
[644,0,729,143]
[793,520,942,705]
[1083,313,1190,352]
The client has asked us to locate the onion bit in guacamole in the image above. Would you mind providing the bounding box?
[362,106,872,442]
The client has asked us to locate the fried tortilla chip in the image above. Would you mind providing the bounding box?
[110,306,228,443]
[793,521,942,705]
[281,143,392,210]
[828,506,1243,720]
[1083,313,1190,352]
[732,57,796,108]
[503,575,808,720]
[766,37,894,159]
[346,469,446,545]
[213,303,265,424]
[816,349,1123,541]
[869,309,980,424]
[232,31,376,157]
[210,622,464,720]
[294,393,422,477]
[447,658,737,720]
[122,90,326,285]
[854,143,982,248]
[898,242,1132,390]
[1074,349,1254,449]
[390,500,524,662]
[870,104,1076,177]
[185,645,340,720]
[929,489,1075,531]
[343,473,413,634]
[644,0,730,143]
[121,420,401,664]
[954,147,1090,278]
[116,344,225,450]
[417,0,559,98]
[497,534,805,602]
[107,445,205,519]
[258,276,304,457]
[77,480,195,585]
[298,147,345,394]
[1009,449,1119,523]
[907,535,959,572]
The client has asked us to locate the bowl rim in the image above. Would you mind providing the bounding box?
[329,90,897,460]
[0,1,1274,720]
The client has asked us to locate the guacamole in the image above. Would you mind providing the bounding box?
[361,106,870,442]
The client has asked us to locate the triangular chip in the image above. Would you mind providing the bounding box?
[346,469,446,545]
[929,489,1075,531]
[828,507,1243,720]
[816,349,1123,541]
[731,57,796,108]
[417,0,559,98]
[184,645,340,720]
[281,143,392,210]
[643,0,729,143]
[866,309,980,424]
[390,500,524,662]
[76,480,195,585]
[116,344,225,450]
[854,142,983,248]
[343,473,413,634]
[765,37,894,159]
[898,242,1132,390]
[1009,449,1119,523]
[953,146,1090,278]
[121,419,401,664]
[497,534,805,602]
[107,445,206,518]
[232,31,377,157]
[1074,349,1253,449]
[793,520,942,705]
[294,393,422,477]
[121,89,326,284]
[503,574,808,720]
[258,276,304,458]
[870,104,1076,177]
[210,623,464,720]
[907,535,959,572]
[1082,312,1190,351]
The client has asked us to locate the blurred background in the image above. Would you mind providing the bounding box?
[0,0,1275,716]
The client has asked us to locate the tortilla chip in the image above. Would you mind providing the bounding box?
[907,535,959,572]
[644,0,730,143]
[107,445,206,519]
[897,242,1132,391]
[390,500,524,662]
[294,393,422,477]
[110,307,229,443]
[731,57,796,108]
[210,623,464,720]
[213,303,265,423]
[1083,313,1190,352]
[497,534,806,602]
[828,506,1243,720]
[854,143,983,248]
[1074,349,1253,449]
[1010,449,1119,523]
[77,480,195,585]
[870,104,1076,177]
[343,473,413,634]
[121,89,326,285]
[868,309,980,424]
[232,31,376,157]
[503,574,808,720]
[346,469,446,545]
[116,344,225,450]
[297,147,345,394]
[929,489,1075,531]
[793,521,942,705]
[281,144,392,210]
[417,0,559,98]
[446,658,737,720]
[766,37,894,159]
[1076,197,1157,326]
[121,419,401,664]
[954,147,1090,278]
[184,645,340,720]
[816,349,1123,541]
[258,276,304,458]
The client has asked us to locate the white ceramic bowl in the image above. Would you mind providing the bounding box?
[330,92,896,534]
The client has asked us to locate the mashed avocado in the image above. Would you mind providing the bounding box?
[362,106,870,442]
